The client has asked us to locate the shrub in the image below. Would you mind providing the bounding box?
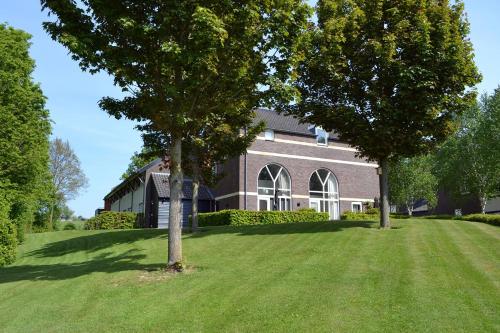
[197,209,329,227]
[63,222,76,230]
[341,212,379,220]
[84,211,138,230]
[0,218,17,267]
[366,207,380,215]
[460,214,500,226]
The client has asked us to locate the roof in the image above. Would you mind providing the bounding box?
[151,173,214,200]
[253,108,337,138]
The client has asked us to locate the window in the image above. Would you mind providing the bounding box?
[309,169,339,219]
[264,129,275,141]
[257,164,291,211]
[315,127,328,146]
[351,202,362,213]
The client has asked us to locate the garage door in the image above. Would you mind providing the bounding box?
[157,200,192,229]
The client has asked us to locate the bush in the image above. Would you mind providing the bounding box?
[460,214,500,226]
[197,209,329,227]
[84,211,138,230]
[366,207,380,215]
[341,212,378,220]
[63,222,77,230]
[0,218,17,267]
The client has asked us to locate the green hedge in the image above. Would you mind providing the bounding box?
[0,218,17,267]
[341,207,380,221]
[84,211,138,230]
[197,209,329,227]
[460,214,500,226]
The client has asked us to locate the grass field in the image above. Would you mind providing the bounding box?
[0,219,498,332]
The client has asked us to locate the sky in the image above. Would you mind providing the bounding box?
[1,1,499,218]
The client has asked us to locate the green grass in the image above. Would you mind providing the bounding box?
[0,219,498,333]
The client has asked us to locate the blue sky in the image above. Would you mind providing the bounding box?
[1,1,499,218]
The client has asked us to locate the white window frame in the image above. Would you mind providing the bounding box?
[351,202,362,213]
[309,169,339,220]
[264,129,275,141]
[257,164,292,211]
[315,127,328,146]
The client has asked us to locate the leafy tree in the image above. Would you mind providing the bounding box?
[435,91,500,213]
[0,24,52,247]
[49,138,89,226]
[42,0,310,269]
[121,147,159,181]
[284,0,480,228]
[389,155,438,216]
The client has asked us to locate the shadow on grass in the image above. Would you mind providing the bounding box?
[189,220,377,238]
[0,249,165,284]
[28,229,167,258]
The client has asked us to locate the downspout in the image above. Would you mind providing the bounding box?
[244,127,248,210]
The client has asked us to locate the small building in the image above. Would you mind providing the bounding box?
[103,108,380,227]
[103,160,214,228]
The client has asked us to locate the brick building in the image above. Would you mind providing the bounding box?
[103,108,380,227]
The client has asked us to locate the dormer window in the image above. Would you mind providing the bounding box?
[315,127,328,146]
[264,129,275,141]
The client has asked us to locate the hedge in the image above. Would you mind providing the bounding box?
[460,214,500,226]
[341,208,380,221]
[84,211,138,230]
[0,218,17,267]
[196,209,329,227]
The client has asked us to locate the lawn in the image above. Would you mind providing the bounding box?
[0,219,498,333]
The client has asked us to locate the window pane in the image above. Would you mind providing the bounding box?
[326,174,338,194]
[258,188,273,195]
[309,191,323,198]
[317,169,329,182]
[309,172,323,192]
[267,164,281,178]
[264,129,274,141]
[259,199,268,211]
[277,169,290,190]
[258,167,273,189]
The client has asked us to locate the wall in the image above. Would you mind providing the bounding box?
[213,130,379,214]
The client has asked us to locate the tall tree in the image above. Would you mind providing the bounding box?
[284,0,480,228]
[389,155,438,216]
[49,138,88,226]
[42,0,309,269]
[0,24,52,245]
[435,91,500,213]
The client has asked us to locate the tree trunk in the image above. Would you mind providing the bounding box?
[407,205,413,217]
[167,137,183,271]
[479,195,487,214]
[379,159,391,229]
[191,163,200,233]
[48,202,55,231]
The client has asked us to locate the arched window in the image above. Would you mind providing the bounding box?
[257,164,291,211]
[309,169,339,220]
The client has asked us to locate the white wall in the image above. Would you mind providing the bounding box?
[120,192,132,211]
[132,183,144,213]
[110,199,120,211]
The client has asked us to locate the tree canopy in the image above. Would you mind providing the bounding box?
[42,0,310,268]
[0,24,52,265]
[435,90,500,213]
[389,155,438,216]
[284,0,481,228]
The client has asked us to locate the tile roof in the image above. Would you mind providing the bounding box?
[253,108,337,138]
[151,173,214,200]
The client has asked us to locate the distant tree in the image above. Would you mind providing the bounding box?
[284,0,480,228]
[389,155,438,216]
[60,204,75,221]
[121,147,158,181]
[49,138,88,226]
[0,24,52,248]
[435,91,500,213]
[42,0,309,269]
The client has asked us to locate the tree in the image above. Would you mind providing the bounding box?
[389,155,438,216]
[0,24,52,248]
[49,138,88,226]
[283,0,480,228]
[435,91,500,213]
[42,0,310,269]
[121,147,158,180]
